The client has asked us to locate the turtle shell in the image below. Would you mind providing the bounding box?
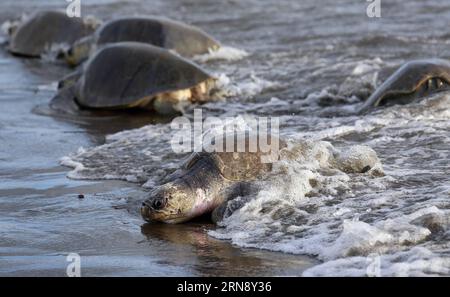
[359,59,450,113]
[95,16,220,57]
[184,134,285,181]
[9,10,94,57]
[76,42,213,109]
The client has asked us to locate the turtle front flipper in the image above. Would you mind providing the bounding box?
[211,202,228,224]
[49,84,81,115]
[211,182,260,224]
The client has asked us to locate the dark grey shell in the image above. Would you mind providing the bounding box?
[183,134,285,181]
[358,59,450,114]
[95,17,220,57]
[76,42,213,109]
[8,10,94,57]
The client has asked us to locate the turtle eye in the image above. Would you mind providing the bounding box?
[436,78,444,88]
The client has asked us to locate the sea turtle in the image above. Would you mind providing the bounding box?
[140,133,285,224]
[358,59,450,114]
[7,10,98,58]
[140,134,381,224]
[64,16,220,66]
[51,42,217,115]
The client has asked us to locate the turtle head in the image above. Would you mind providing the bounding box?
[175,26,221,55]
[64,36,94,66]
[141,153,225,224]
[141,180,199,224]
[358,59,450,114]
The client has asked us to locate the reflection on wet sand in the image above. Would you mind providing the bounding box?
[141,223,317,276]
[35,105,175,142]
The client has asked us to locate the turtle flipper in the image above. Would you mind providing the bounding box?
[58,69,83,90]
[211,182,260,224]
[49,84,80,114]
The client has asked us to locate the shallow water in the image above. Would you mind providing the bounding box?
[1,0,450,276]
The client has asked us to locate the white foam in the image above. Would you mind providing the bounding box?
[37,82,58,92]
[60,155,86,180]
[304,247,450,277]
[321,220,394,260]
[214,73,280,99]
[1,20,13,35]
[351,58,383,75]
[193,46,249,63]
[1,14,27,36]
